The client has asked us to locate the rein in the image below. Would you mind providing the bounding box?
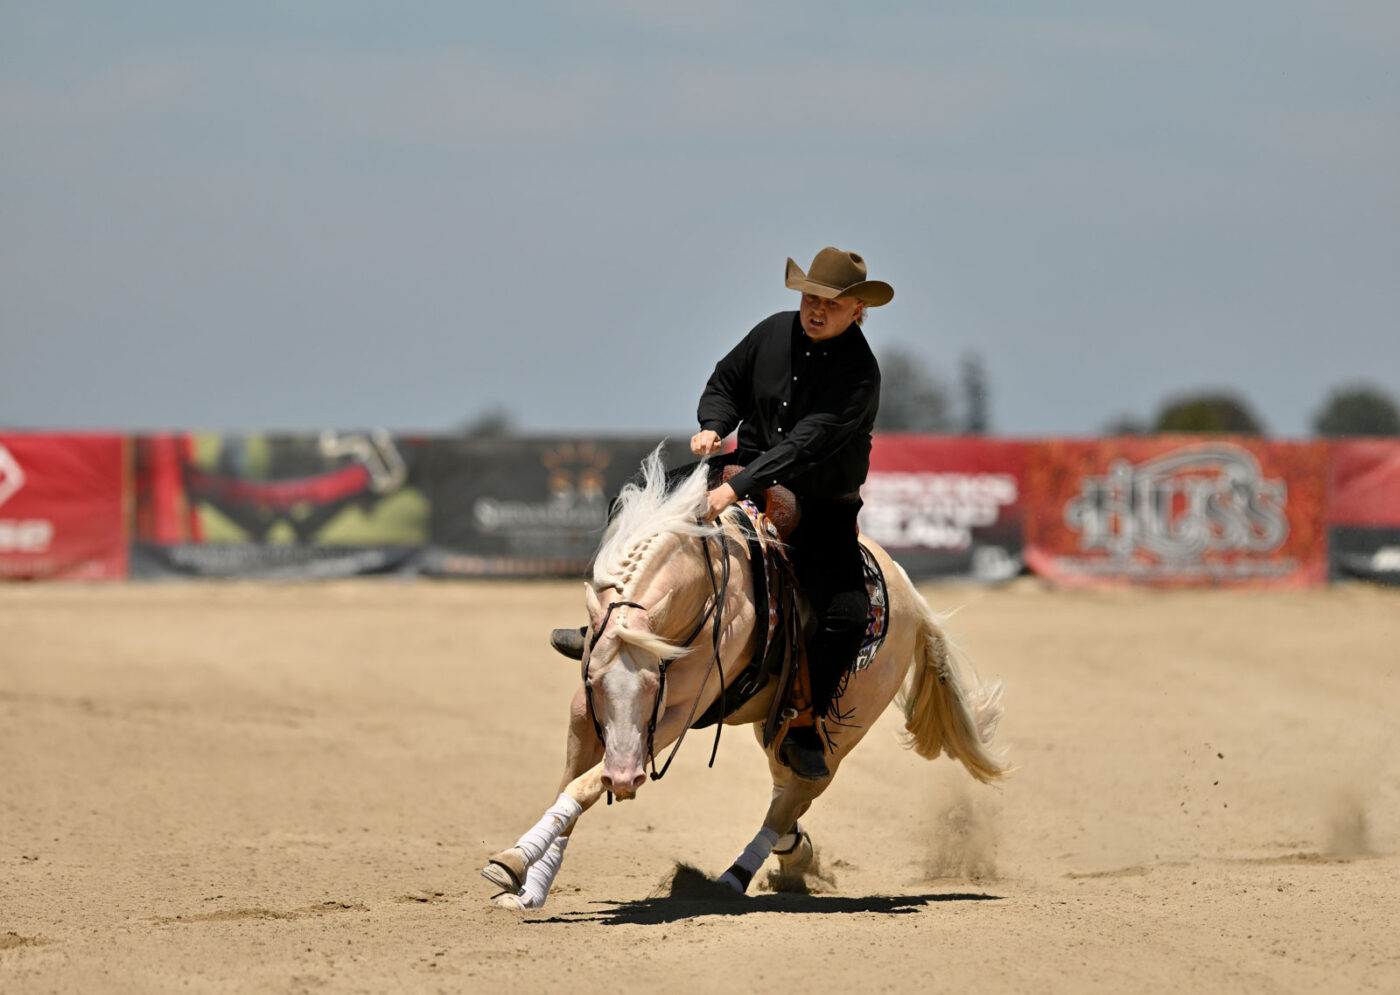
[582,519,734,801]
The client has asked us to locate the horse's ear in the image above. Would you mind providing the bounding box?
[583,582,602,624]
[648,589,673,629]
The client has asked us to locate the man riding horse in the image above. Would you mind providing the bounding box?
[551,246,893,782]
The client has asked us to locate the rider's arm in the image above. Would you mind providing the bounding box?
[696,327,758,440]
[724,366,879,500]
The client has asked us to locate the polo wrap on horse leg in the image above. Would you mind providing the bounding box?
[717,827,780,893]
[483,792,582,893]
[493,836,571,910]
[520,836,570,908]
[517,793,581,865]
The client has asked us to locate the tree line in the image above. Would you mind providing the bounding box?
[870,349,1398,437]
[1101,384,1399,437]
[460,351,1399,438]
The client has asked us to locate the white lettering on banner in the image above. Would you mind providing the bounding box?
[0,444,26,509]
[474,494,608,533]
[0,519,54,553]
[860,472,1019,550]
[1065,445,1288,563]
[1372,547,1400,571]
[971,545,1018,581]
[0,444,56,553]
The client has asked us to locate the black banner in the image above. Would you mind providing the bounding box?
[424,436,690,577]
[1330,527,1400,586]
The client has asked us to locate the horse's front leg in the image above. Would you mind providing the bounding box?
[483,686,608,908]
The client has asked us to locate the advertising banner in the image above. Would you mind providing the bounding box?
[0,433,128,580]
[1024,437,1328,588]
[859,435,1027,581]
[425,437,689,577]
[1327,439,1400,585]
[131,431,429,579]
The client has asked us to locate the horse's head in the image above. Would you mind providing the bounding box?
[579,449,731,799]
[582,582,679,799]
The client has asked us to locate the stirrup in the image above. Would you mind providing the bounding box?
[549,626,587,660]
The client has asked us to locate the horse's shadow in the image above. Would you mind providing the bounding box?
[524,865,1001,926]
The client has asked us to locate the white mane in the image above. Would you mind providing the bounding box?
[591,447,726,592]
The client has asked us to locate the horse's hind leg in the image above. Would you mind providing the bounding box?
[715,772,828,893]
[773,820,815,877]
[763,775,816,875]
[717,706,887,894]
[482,686,606,899]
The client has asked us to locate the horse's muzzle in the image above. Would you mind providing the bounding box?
[600,766,648,799]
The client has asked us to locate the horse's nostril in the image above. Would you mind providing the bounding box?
[630,771,648,791]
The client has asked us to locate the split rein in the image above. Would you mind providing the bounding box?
[582,522,733,802]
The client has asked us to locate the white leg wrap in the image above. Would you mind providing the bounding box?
[516,836,569,909]
[717,827,779,892]
[514,794,582,866]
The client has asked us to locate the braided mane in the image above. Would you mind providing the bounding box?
[591,447,725,595]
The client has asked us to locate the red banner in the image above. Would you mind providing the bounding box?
[1024,437,1327,588]
[133,434,202,545]
[1326,439,1400,585]
[861,435,1027,580]
[0,434,129,580]
[1328,439,1400,527]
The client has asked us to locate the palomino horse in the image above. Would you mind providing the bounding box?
[482,450,1009,908]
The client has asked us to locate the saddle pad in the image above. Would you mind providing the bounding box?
[852,543,890,672]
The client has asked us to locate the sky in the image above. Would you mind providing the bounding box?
[3,1,1397,438]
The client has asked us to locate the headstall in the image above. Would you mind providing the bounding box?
[582,522,734,803]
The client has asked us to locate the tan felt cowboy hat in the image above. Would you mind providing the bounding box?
[785,247,894,307]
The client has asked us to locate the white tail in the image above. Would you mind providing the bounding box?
[896,587,1010,784]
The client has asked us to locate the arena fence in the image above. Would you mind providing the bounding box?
[1,431,1397,587]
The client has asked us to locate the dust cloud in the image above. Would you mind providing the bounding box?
[922,780,1000,882]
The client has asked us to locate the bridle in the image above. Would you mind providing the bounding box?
[581,524,733,801]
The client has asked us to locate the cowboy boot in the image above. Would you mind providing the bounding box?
[779,725,830,781]
[549,626,587,660]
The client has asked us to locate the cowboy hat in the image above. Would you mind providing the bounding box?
[784,247,894,307]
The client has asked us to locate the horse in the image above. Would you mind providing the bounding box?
[481,449,1009,908]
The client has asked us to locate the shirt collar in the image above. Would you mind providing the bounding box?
[791,314,861,353]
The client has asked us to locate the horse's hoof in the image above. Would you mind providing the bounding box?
[481,849,527,892]
[715,871,747,894]
[775,830,814,872]
[491,891,529,910]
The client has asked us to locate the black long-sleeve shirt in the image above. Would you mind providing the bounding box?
[697,311,881,502]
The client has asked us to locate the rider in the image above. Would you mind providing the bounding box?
[551,247,891,781]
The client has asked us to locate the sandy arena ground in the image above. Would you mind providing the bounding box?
[2,578,1397,993]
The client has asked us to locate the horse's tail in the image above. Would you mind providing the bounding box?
[896,581,1010,784]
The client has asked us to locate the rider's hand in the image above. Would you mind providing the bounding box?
[703,482,737,522]
[690,430,723,456]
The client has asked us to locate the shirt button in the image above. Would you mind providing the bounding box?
[782,401,787,406]
[805,351,811,357]
[792,376,798,381]
[777,427,783,433]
